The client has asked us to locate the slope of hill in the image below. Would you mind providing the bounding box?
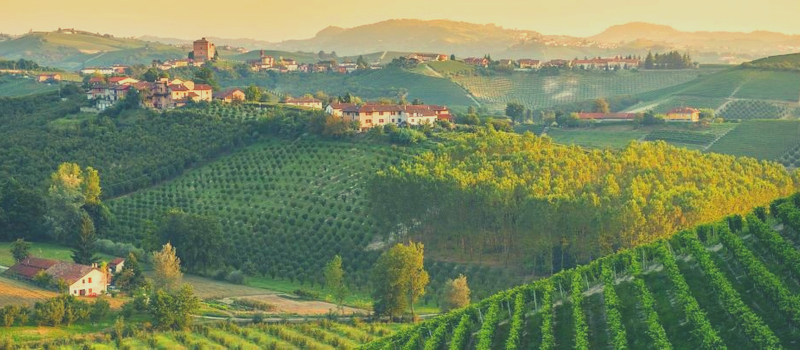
[0,31,188,70]
[708,120,800,160]
[365,195,800,349]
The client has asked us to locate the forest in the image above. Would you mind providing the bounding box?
[370,127,799,275]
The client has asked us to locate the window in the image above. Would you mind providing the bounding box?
[88,277,92,283]
[82,279,85,284]
[392,119,395,123]
[89,288,92,294]
[379,119,384,123]
[410,118,415,123]
[366,119,372,123]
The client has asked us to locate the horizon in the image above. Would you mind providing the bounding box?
[3,0,800,42]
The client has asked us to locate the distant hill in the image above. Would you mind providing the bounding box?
[0,31,188,70]
[138,35,273,51]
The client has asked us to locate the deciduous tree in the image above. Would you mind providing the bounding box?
[152,243,182,292]
[371,242,429,319]
[324,255,348,314]
[11,238,31,263]
[440,274,470,312]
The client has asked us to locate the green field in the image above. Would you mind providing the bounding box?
[649,96,726,113]
[0,77,58,97]
[0,242,115,267]
[779,144,800,168]
[366,198,800,349]
[543,123,734,150]
[718,99,795,120]
[545,128,646,149]
[17,319,394,349]
[708,120,800,160]
[454,69,710,111]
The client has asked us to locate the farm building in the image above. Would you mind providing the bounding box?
[285,97,323,109]
[518,59,541,69]
[213,88,246,103]
[36,73,61,83]
[107,76,139,85]
[340,103,450,131]
[463,57,490,67]
[325,103,357,116]
[7,257,107,297]
[108,257,125,274]
[666,107,701,122]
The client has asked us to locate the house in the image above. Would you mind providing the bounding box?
[107,76,139,85]
[168,81,213,103]
[193,38,216,61]
[37,73,61,83]
[108,258,125,274]
[214,88,246,103]
[278,58,298,71]
[111,65,129,74]
[325,103,357,117]
[463,57,489,67]
[248,51,275,71]
[80,67,115,75]
[577,113,637,122]
[407,53,449,64]
[88,77,105,85]
[498,59,515,67]
[341,104,450,131]
[285,97,322,109]
[7,257,107,296]
[666,107,700,122]
[572,56,640,70]
[543,59,571,68]
[517,59,541,69]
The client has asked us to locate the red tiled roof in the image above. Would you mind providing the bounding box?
[188,92,200,98]
[213,89,244,99]
[7,257,59,279]
[329,103,356,110]
[88,77,104,84]
[170,84,189,91]
[194,84,212,91]
[577,113,637,120]
[108,77,131,82]
[45,262,96,285]
[109,258,125,267]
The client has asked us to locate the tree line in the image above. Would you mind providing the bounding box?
[369,127,798,276]
[644,51,695,69]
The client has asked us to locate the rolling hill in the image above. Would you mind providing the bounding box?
[365,195,800,349]
[0,30,192,70]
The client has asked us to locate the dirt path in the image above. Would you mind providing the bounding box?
[423,64,443,78]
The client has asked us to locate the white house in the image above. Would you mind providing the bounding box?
[7,257,108,297]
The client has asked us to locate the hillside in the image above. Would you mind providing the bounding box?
[221,67,477,108]
[0,31,189,70]
[365,195,800,349]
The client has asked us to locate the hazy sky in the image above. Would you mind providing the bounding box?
[2,0,799,41]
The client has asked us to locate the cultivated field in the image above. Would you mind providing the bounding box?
[0,78,58,97]
[543,123,735,150]
[708,120,800,160]
[24,319,394,349]
[453,69,709,110]
[0,276,56,307]
[366,198,800,349]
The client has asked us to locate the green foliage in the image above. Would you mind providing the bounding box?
[372,242,430,318]
[11,238,31,262]
[644,130,716,145]
[448,313,472,350]
[324,255,348,313]
[0,179,46,241]
[114,252,146,293]
[719,100,791,120]
[505,102,525,122]
[148,284,200,330]
[601,264,628,349]
[475,301,500,350]
[709,120,800,160]
[571,271,589,350]
[155,209,225,272]
[71,213,99,265]
[504,291,525,350]
[372,128,797,274]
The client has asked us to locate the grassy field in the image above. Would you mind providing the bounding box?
[452,69,710,111]
[366,200,800,349]
[0,77,59,97]
[708,120,800,160]
[0,242,115,267]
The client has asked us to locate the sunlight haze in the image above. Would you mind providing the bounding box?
[3,0,800,40]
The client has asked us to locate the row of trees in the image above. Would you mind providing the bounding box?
[644,51,695,69]
[370,128,798,275]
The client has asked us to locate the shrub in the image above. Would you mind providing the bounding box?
[225,270,246,285]
[293,289,321,300]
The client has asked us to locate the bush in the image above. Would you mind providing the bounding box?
[389,128,427,144]
[293,289,321,300]
[225,270,246,285]
[96,239,146,263]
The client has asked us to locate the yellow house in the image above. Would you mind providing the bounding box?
[666,107,701,122]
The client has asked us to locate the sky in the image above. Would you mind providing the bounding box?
[2,0,799,41]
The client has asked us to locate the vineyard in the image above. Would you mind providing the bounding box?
[452,70,705,110]
[0,76,59,97]
[20,319,394,349]
[779,143,800,169]
[708,120,800,160]
[365,193,800,349]
[718,99,795,120]
[650,96,725,114]
[644,130,717,145]
[106,137,518,300]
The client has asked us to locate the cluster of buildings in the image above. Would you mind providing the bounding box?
[86,76,216,110]
[577,107,701,123]
[7,256,126,297]
[80,65,129,76]
[460,56,641,70]
[247,51,382,74]
[36,73,62,83]
[327,103,451,131]
[155,38,217,70]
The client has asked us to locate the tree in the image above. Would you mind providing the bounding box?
[141,68,159,82]
[45,163,87,243]
[505,102,525,122]
[356,55,368,69]
[90,295,110,324]
[450,54,456,61]
[593,98,610,113]
[11,238,31,263]
[152,243,182,291]
[0,179,45,241]
[148,284,199,330]
[371,242,429,319]
[244,84,261,102]
[83,167,101,206]
[155,209,225,273]
[324,255,348,314]
[193,67,219,91]
[644,52,654,69]
[71,213,98,265]
[114,252,146,293]
[411,98,424,105]
[440,274,471,312]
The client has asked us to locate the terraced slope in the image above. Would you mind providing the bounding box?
[708,120,800,160]
[365,194,800,349]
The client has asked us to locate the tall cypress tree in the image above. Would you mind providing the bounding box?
[71,214,98,265]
